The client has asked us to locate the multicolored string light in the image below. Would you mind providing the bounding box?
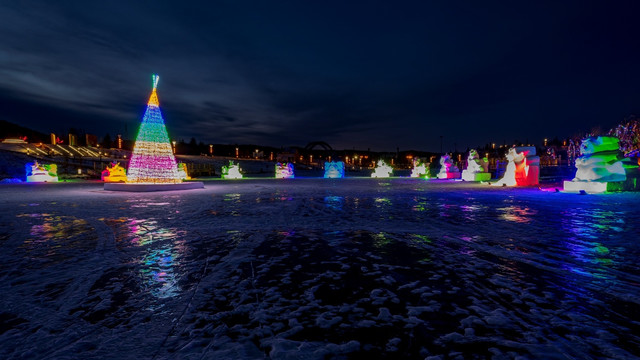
[127,75,181,184]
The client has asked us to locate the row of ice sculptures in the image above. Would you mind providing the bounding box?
[21,136,639,192]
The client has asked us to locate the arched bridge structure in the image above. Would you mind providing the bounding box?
[304,141,333,151]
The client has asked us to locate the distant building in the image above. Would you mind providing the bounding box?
[85,134,98,147]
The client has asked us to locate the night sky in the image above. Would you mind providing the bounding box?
[1,1,639,152]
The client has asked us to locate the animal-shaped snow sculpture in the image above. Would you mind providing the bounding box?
[222,161,243,179]
[102,162,127,182]
[573,137,626,182]
[26,161,58,182]
[371,160,393,178]
[437,154,460,179]
[275,162,295,179]
[324,161,345,178]
[462,149,490,181]
[492,147,539,186]
[410,158,428,178]
[177,163,190,180]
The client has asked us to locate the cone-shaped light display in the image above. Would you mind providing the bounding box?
[126,75,181,184]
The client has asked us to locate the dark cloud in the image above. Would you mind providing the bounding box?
[1,1,639,152]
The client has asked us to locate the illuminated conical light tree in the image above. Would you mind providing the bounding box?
[126,74,181,184]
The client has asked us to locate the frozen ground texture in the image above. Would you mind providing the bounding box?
[1,179,639,359]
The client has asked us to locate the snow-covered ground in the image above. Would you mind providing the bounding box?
[1,179,639,359]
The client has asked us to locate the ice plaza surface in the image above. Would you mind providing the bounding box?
[1,179,639,359]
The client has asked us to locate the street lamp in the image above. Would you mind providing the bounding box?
[172,141,177,154]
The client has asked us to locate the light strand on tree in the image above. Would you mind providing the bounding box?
[126,74,181,184]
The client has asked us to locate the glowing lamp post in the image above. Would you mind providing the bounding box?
[172,141,177,154]
[209,144,213,155]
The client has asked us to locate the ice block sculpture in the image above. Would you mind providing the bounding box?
[436,154,460,179]
[371,160,393,178]
[26,161,58,182]
[177,163,190,180]
[410,158,429,178]
[275,162,294,179]
[222,161,243,179]
[461,149,490,181]
[101,162,127,182]
[563,136,637,193]
[492,147,539,186]
[324,161,345,178]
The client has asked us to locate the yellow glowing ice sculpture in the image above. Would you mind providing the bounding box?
[101,162,127,182]
[26,161,58,182]
[371,160,393,178]
[126,74,181,184]
[222,161,243,179]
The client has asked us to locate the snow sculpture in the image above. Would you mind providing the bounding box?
[25,161,58,182]
[436,154,460,179]
[492,147,539,186]
[222,161,243,179]
[461,149,490,181]
[410,158,429,178]
[564,136,638,193]
[324,161,345,178]
[177,163,190,180]
[371,160,393,178]
[101,162,127,182]
[275,162,294,179]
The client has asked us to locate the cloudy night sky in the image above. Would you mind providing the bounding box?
[0,1,639,152]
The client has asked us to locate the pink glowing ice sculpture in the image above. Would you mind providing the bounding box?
[437,154,460,179]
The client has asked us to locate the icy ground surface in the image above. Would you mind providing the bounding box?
[1,179,640,359]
